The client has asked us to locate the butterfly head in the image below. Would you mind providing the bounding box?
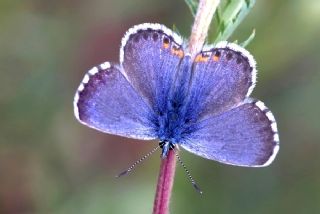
[159,141,175,159]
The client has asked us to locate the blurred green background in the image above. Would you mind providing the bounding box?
[1,0,320,213]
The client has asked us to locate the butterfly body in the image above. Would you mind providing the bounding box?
[74,23,279,167]
[156,59,190,140]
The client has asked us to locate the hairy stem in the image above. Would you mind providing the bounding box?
[188,0,220,55]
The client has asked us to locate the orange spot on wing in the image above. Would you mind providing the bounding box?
[171,47,177,55]
[163,37,170,49]
[213,55,220,61]
[163,43,169,49]
[177,50,184,58]
[195,54,209,62]
[171,47,184,58]
[195,55,202,62]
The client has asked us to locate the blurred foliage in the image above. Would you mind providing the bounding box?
[1,0,320,214]
[213,0,256,45]
[184,0,198,17]
[185,0,256,46]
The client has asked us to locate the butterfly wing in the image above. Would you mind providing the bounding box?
[74,62,157,140]
[181,99,279,167]
[120,23,185,113]
[185,42,256,120]
[180,42,279,166]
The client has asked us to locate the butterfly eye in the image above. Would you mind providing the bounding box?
[159,141,166,148]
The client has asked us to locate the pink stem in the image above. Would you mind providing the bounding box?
[153,150,177,214]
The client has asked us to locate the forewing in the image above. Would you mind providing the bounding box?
[181,99,279,167]
[186,42,257,120]
[120,23,185,112]
[73,62,157,140]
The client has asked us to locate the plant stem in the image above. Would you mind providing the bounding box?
[152,0,220,213]
[153,150,176,214]
[188,0,220,55]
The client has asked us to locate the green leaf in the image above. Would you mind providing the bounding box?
[215,7,222,25]
[220,0,244,26]
[184,0,199,17]
[240,28,255,47]
[214,0,256,43]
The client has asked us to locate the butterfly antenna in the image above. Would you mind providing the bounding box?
[174,151,203,194]
[116,145,160,178]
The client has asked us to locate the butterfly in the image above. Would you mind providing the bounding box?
[73,23,279,167]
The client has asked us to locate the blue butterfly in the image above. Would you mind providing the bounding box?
[74,23,279,167]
